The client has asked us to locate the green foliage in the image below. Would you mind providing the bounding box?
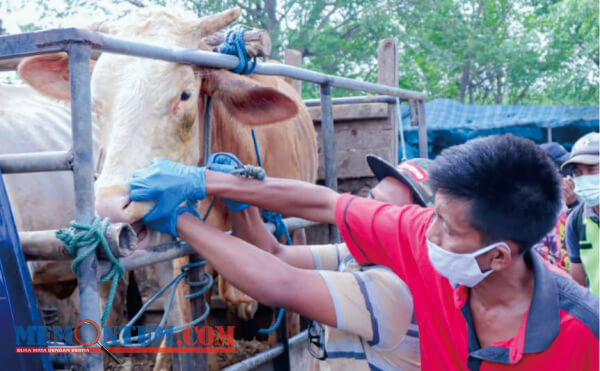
[2,0,597,104]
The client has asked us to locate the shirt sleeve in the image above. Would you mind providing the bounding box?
[565,207,582,263]
[309,243,344,271]
[334,194,434,281]
[318,266,413,348]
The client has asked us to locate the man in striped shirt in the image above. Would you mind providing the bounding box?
[228,156,433,370]
[131,155,433,370]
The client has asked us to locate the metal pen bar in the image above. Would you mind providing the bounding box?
[0,29,423,100]
[258,63,424,100]
[20,223,136,261]
[319,84,337,191]
[319,84,341,243]
[95,218,320,274]
[304,95,402,107]
[97,32,424,100]
[0,150,73,173]
[223,330,308,371]
[68,43,103,371]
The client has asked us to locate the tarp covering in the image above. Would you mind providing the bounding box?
[399,99,599,159]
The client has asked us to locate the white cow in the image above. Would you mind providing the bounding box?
[0,83,99,231]
[0,83,102,324]
[16,6,317,329]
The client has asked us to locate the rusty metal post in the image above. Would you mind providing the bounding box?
[68,42,103,371]
[320,83,340,243]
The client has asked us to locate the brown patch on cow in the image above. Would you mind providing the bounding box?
[225,87,298,125]
[36,280,77,299]
[201,69,299,126]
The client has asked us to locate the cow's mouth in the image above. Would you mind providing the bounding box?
[131,221,166,250]
[132,222,148,245]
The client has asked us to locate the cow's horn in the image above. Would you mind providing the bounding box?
[86,20,117,35]
[197,7,241,36]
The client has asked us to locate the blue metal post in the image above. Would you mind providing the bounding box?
[68,43,103,370]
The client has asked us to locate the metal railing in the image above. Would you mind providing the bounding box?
[0,27,426,371]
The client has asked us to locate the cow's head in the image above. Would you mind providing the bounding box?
[18,7,299,248]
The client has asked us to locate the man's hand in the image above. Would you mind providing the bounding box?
[206,152,252,212]
[144,204,199,237]
[562,176,577,207]
[130,158,206,236]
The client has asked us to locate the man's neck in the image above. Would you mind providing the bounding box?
[471,254,535,307]
[468,254,535,347]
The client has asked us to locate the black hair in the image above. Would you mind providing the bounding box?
[429,134,562,252]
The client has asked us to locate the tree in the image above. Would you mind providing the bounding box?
[391,0,597,105]
[3,0,597,104]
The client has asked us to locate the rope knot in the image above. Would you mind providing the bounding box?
[56,216,125,326]
[220,28,257,75]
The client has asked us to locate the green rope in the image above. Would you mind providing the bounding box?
[56,216,125,327]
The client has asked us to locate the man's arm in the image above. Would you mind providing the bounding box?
[177,213,336,327]
[205,170,339,224]
[230,207,316,270]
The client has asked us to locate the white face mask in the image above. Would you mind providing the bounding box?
[426,239,511,287]
[573,174,600,206]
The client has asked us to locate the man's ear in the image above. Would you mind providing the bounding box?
[488,243,514,271]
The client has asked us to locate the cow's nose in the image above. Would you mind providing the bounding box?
[95,194,135,224]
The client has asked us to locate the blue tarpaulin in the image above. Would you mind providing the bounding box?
[399,99,599,159]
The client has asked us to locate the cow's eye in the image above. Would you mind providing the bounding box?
[180,91,192,101]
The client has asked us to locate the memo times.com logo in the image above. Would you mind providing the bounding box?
[15,320,235,356]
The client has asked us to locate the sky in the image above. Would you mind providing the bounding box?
[1,0,144,33]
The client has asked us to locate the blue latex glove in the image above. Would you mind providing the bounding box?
[145,204,200,237]
[130,158,206,234]
[206,153,250,212]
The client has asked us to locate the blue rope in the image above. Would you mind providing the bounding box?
[220,29,257,75]
[252,129,263,167]
[56,216,125,327]
[261,210,293,245]
[259,307,286,335]
[105,259,213,347]
[251,129,292,335]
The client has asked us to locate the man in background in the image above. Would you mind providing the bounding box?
[562,132,600,295]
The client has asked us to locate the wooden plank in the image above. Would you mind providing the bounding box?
[314,109,396,179]
[203,29,272,58]
[378,38,399,166]
[284,49,303,94]
[309,102,388,122]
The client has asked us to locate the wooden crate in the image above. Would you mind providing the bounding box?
[310,102,397,181]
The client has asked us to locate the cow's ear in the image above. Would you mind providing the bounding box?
[18,52,95,101]
[201,69,298,126]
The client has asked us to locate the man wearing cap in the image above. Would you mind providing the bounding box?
[561,132,600,296]
[131,134,599,370]
[229,155,433,370]
[131,154,434,370]
[539,142,579,209]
